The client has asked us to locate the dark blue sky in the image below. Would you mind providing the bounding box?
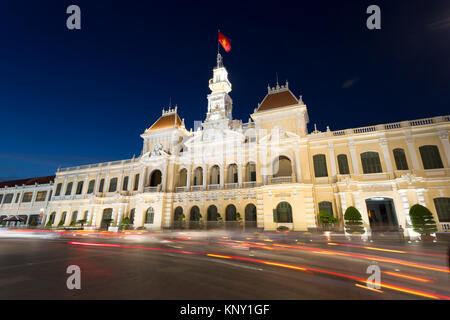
[0,0,449,180]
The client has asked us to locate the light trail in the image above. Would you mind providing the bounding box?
[68,240,450,300]
[354,283,383,294]
[383,271,433,283]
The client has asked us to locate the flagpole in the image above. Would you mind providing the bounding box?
[217,29,220,55]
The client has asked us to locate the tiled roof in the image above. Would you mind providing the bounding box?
[146,113,182,132]
[0,175,55,188]
[257,90,299,112]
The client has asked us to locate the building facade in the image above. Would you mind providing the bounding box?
[0,176,54,226]
[1,54,450,235]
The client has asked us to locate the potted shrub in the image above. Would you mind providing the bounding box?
[121,217,131,230]
[409,204,437,241]
[276,225,290,232]
[318,210,338,231]
[344,206,365,235]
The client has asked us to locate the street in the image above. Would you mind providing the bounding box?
[0,229,449,300]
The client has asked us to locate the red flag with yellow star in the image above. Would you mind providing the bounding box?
[218,32,231,52]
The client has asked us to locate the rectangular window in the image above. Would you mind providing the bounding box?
[36,191,47,201]
[22,192,33,202]
[98,179,105,192]
[65,182,73,195]
[55,183,62,196]
[313,154,328,177]
[3,193,13,204]
[47,190,52,201]
[15,193,20,203]
[123,176,129,191]
[0,194,3,204]
[87,180,95,194]
[134,174,139,191]
[76,181,84,194]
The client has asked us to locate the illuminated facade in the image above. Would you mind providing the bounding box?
[2,54,449,236]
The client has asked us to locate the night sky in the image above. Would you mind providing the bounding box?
[0,0,449,180]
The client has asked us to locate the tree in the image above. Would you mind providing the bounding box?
[46,220,52,228]
[318,210,338,230]
[344,206,365,234]
[409,204,437,236]
[57,220,64,227]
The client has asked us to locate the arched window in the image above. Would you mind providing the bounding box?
[108,177,118,192]
[50,212,56,224]
[210,165,220,184]
[55,183,62,196]
[393,148,409,170]
[361,151,382,174]
[179,168,187,187]
[225,204,237,221]
[76,181,84,194]
[65,182,73,195]
[313,154,328,177]
[129,208,135,224]
[149,170,162,187]
[245,162,256,182]
[145,207,154,224]
[60,211,67,225]
[274,202,293,223]
[273,156,292,177]
[419,145,444,169]
[227,164,238,183]
[193,167,203,185]
[318,201,333,215]
[337,154,350,175]
[434,198,450,222]
[71,211,78,223]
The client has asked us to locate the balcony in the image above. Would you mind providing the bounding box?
[207,184,220,190]
[224,183,238,189]
[144,186,159,193]
[269,176,294,184]
[440,222,450,232]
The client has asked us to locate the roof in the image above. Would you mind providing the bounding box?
[0,175,55,188]
[146,112,182,132]
[257,89,299,112]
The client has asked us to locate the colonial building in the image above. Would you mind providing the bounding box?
[1,54,450,236]
[0,176,54,226]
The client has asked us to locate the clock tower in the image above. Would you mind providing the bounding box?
[203,53,233,130]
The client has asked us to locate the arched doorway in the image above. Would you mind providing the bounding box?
[245,204,257,229]
[274,202,293,223]
[149,170,162,187]
[225,204,238,229]
[178,168,187,187]
[273,156,292,179]
[207,205,219,229]
[100,208,113,230]
[193,167,203,186]
[145,207,154,224]
[189,206,201,229]
[365,198,398,232]
[209,165,220,185]
[174,206,184,229]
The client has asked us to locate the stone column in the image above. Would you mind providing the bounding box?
[237,162,243,187]
[348,141,359,174]
[295,149,302,183]
[202,164,207,188]
[186,164,192,189]
[405,135,421,170]
[439,130,450,167]
[379,138,393,172]
[116,205,123,226]
[220,164,224,187]
[139,167,145,192]
[328,143,337,178]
